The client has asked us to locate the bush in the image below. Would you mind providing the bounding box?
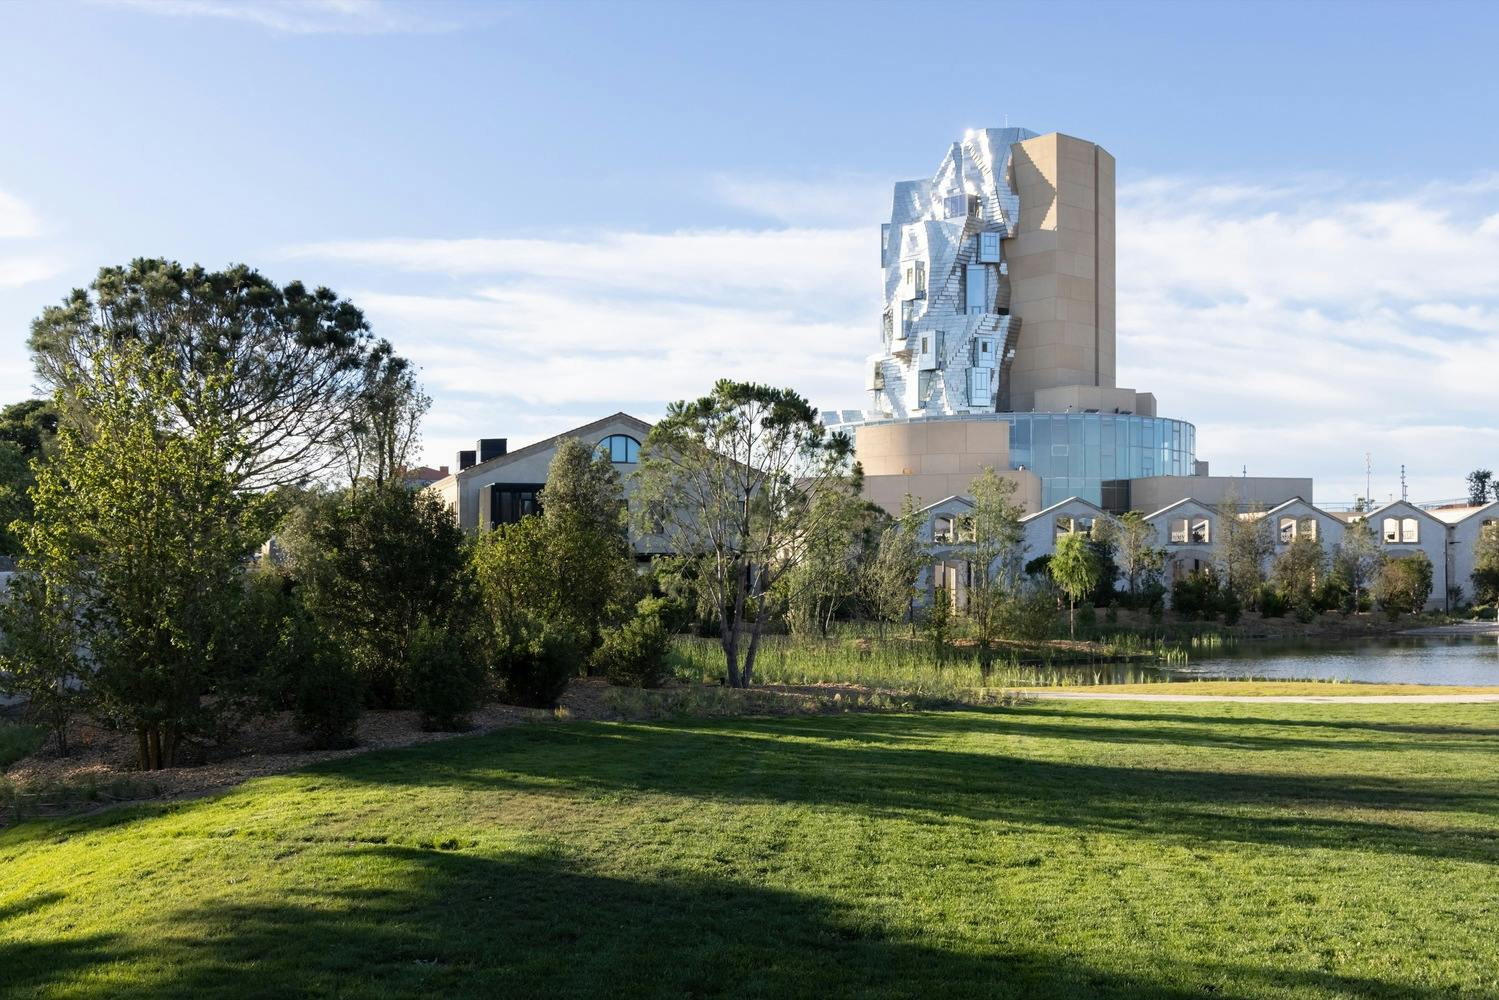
[1257,585,1289,619]
[998,581,1061,641]
[286,614,362,750]
[408,622,487,731]
[1172,572,1218,621]
[495,614,581,709]
[1105,602,1119,625]
[1218,589,1242,625]
[1374,552,1434,619]
[1076,603,1097,629]
[594,599,673,688]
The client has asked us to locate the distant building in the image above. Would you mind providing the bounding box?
[424,412,665,556]
[827,127,1304,515]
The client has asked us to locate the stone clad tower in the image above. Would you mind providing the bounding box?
[869,128,1128,418]
[1006,132,1116,412]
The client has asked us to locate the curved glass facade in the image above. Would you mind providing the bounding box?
[994,413,1196,509]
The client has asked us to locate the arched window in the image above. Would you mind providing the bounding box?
[595,434,641,464]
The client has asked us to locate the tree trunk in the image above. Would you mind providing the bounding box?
[1069,599,1077,640]
[743,615,766,688]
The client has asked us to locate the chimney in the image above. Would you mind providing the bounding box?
[478,438,508,463]
[438,465,449,476]
[458,449,477,471]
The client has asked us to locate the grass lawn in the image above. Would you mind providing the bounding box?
[3,700,1498,999]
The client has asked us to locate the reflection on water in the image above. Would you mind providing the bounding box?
[1165,636,1499,686]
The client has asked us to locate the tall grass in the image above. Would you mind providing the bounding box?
[0,720,46,770]
[669,634,1176,697]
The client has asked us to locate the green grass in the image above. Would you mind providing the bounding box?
[3,701,1499,998]
[671,634,1175,696]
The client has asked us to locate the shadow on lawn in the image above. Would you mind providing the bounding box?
[0,846,1471,1000]
[316,712,1499,865]
[1013,705,1499,742]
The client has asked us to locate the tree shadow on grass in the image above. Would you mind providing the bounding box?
[1,845,1478,1000]
[312,716,1499,865]
[1012,704,1499,742]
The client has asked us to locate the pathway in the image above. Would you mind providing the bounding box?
[1023,690,1499,704]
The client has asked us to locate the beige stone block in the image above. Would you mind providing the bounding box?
[1057,204,1096,234]
[1007,230,1058,253]
[920,451,959,475]
[928,422,966,454]
[964,421,1007,454]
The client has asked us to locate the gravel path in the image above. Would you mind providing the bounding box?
[1023,690,1499,704]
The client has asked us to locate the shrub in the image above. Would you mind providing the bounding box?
[1172,572,1218,621]
[1076,603,1097,630]
[998,581,1060,642]
[1374,552,1434,619]
[1105,602,1119,625]
[594,600,673,688]
[495,614,581,709]
[287,615,362,750]
[407,622,486,731]
[1218,589,1242,625]
[1257,585,1289,619]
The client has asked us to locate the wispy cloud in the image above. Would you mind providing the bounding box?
[0,189,42,240]
[1116,174,1499,504]
[99,0,470,35]
[287,172,1499,504]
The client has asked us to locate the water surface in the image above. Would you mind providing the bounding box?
[1167,635,1499,687]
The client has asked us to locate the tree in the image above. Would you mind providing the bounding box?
[11,344,271,769]
[340,344,431,488]
[1113,511,1165,599]
[955,470,1026,679]
[634,380,856,688]
[1372,551,1434,619]
[0,570,88,753]
[1331,518,1382,613]
[783,491,883,636]
[1272,534,1326,621]
[1050,532,1101,639]
[1472,522,1499,608]
[30,258,378,490]
[0,399,58,556]
[861,495,927,639]
[1467,469,1494,506]
[540,438,629,541]
[472,440,638,673]
[1212,495,1273,605]
[298,483,473,708]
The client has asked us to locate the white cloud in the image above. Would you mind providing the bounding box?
[1116,175,1499,504]
[289,172,1499,503]
[710,175,890,228]
[99,0,467,35]
[0,189,42,240]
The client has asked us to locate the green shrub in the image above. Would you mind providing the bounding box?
[495,614,581,709]
[1076,603,1097,630]
[287,614,363,750]
[1172,572,1218,621]
[1218,589,1242,625]
[1105,602,1119,625]
[408,622,486,731]
[594,600,673,688]
[1257,585,1289,619]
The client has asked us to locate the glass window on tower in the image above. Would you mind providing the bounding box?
[978,231,1001,263]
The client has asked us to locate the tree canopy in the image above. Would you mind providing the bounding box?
[30,258,381,490]
[635,380,857,687]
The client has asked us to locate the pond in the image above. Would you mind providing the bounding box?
[1164,635,1499,687]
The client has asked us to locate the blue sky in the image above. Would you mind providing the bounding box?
[2,0,1497,504]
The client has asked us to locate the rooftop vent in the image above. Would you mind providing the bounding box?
[458,449,477,471]
[478,438,508,463]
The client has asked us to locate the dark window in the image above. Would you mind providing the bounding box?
[489,483,545,527]
[595,434,641,464]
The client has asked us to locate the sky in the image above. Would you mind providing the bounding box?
[1,0,1497,507]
